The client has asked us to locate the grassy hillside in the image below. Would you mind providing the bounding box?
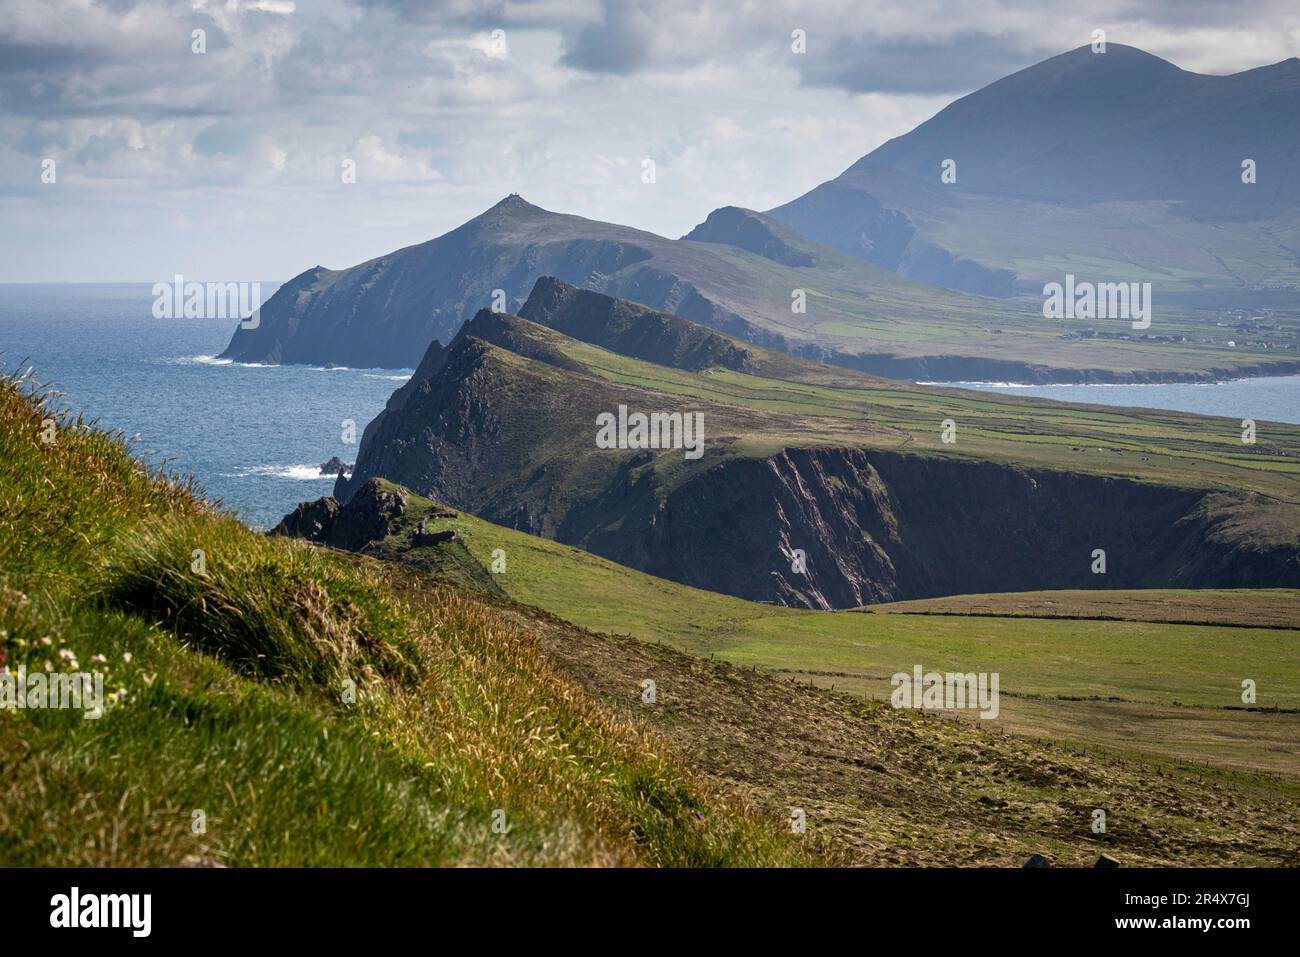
[532,615,1300,867]
[11,372,1296,867]
[343,294,1299,612]
[367,294,1300,509]
[554,323,1300,504]
[0,369,814,867]
[682,213,1300,379]
[269,477,1300,864]
[359,487,1299,778]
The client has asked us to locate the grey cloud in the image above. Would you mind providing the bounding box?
[192,121,259,156]
[76,130,138,164]
[559,2,653,74]
[796,32,1054,95]
[355,0,591,30]
[0,41,107,74]
[3,0,1299,282]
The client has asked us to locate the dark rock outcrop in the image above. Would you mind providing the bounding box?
[413,517,458,547]
[274,480,502,596]
[272,478,405,551]
[318,456,353,476]
[274,496,340,544]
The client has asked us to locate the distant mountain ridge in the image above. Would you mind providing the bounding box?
[769,44,1300,294]
[518,275,758,372]
[221,195,686,368]
[218,194,1034,374]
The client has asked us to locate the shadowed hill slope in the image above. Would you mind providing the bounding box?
[769,45,1300,296]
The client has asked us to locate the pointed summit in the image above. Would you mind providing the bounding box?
[482,193,545,217]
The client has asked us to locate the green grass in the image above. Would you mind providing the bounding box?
[0,368,815,867]
[546,327,1300,505]
[386,313,1299,598]
[392,492,1300,775]
[860,588,1300,629]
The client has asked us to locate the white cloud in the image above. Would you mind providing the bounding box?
[0,0,1296,280]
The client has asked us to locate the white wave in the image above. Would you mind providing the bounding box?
[160,354,233,366]
[222,464,337,480]
[364,373,412,382]
[921,381,1036,388]
[161,354,283,368]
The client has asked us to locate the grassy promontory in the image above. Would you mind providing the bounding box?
[0,369,814,866]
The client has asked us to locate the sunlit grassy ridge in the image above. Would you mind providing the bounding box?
[0,370,814,866]
[345,308,1300,617]
[370,484,1299,777]
[554,333,1300,505]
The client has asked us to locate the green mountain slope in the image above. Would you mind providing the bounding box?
[9,366,1296,868]
[337,279,1300,608]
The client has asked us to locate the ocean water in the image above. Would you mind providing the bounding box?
[930,377,1300,425]
[0,284,411,529]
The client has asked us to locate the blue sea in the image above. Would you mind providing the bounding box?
[929,377,1300,424]
[0,284,410,529]
[2,284,1297,529]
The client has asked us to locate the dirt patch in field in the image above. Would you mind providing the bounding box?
[860,589,1300,630]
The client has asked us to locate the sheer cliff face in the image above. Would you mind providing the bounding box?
[637,449,1297,608]
[337,303,1299,609]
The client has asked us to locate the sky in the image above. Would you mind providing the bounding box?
[2,0,1298,282]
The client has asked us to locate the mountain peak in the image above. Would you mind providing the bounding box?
[488,193,543,215]
[1018,42,1183,84]
[845,40,1295,207]
[449,193,555,237]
